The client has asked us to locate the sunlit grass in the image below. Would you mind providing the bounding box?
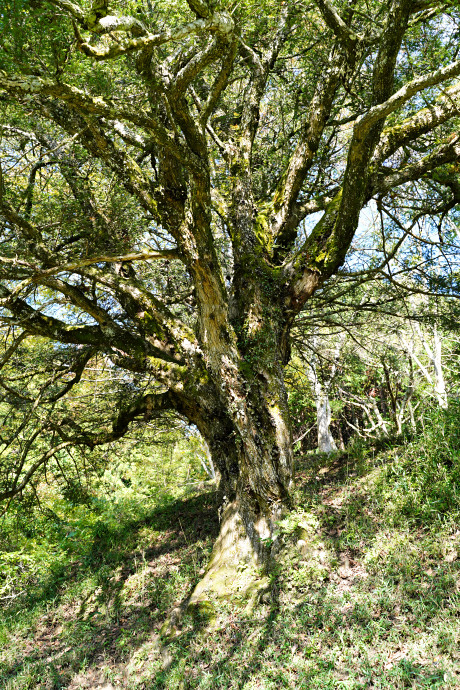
[1,403,460,688]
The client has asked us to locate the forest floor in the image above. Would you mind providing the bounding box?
[1,438,460,689]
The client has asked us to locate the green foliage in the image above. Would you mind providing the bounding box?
[372,401,460,525]
[0,1,460,683]
[284,358,316,448]
[1,402,460,688]
[0,428,212,608]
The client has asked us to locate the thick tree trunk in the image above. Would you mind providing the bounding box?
[186,349,294,607]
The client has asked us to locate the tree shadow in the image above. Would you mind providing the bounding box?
[1,445,459,689]
[152,443,459,688]
[0,491,219,689]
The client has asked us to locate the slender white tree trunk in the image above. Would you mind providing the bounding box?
[370,398,389,436]
[432,326,448,409]
[316,388,337,453]
[198,437,216,480]
[306,333,344,454]
[410,323,448,409]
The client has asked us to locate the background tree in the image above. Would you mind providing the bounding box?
[292,287,459,446]
[1,0,460,600]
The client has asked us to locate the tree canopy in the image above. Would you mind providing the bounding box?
[1,0,460,595]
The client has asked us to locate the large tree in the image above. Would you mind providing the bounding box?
[1,0,460,599]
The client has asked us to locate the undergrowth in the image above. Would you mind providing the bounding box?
[1,403,459,688]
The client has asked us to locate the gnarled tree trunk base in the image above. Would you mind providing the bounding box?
[160,501,272,639]
[188,501,270,608]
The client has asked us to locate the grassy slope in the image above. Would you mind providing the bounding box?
[1,419,460,689]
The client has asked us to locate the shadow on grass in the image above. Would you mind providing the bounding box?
[1,443,459,689]
[150,446,458,689]
[0,491,219,689]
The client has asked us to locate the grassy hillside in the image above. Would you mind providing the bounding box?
[1,405,460,689]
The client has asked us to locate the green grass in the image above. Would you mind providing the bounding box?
[1,405,460,688]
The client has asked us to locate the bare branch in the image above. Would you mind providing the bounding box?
[314,0,360,51]
[0,72,200,175]
[200,36,238,126]
[0,441,74,504]
[270,50,343,250]
[373,81,460,164]
[373,134,460,195]
[74,13,234,61]
[46,0,85,21]
[0,332,29,371]
[356,59,460,136]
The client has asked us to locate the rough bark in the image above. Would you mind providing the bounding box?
[0,0,459,607]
